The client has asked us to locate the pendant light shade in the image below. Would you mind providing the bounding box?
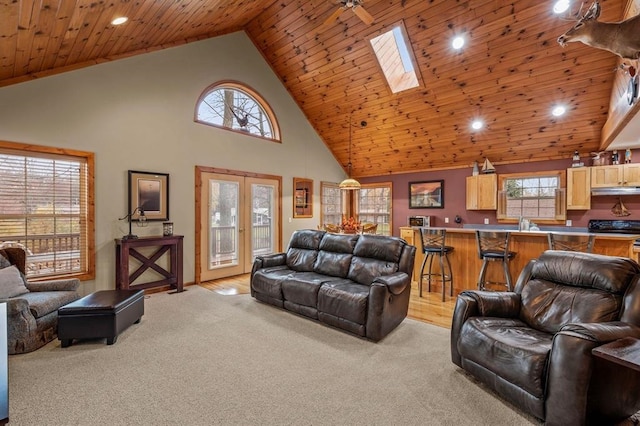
[339,177,361,190]
[340,114,361,190]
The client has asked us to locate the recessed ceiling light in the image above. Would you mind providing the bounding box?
[471,120,484,130]
[552,105,566,117]
[452,36,465,50]
[111,17,128,25]
[553,0,570,14]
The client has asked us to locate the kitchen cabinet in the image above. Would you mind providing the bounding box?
[400,227,415,245]
[466,174,497,210]
[591,164,640,188]
[566,167,591,210]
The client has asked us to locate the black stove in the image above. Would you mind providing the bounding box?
[588,219,640,234]
[588,220,640,234]
[588,220,640,247]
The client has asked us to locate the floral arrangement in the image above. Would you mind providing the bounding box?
[340,217,361,234]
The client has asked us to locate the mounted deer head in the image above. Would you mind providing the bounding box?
[557,0,640,60]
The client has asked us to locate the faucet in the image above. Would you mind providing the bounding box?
[519,216,529,231]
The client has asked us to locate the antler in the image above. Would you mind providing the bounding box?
[583,0,601,20]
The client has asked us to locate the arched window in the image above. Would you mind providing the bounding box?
[195,81,280,142]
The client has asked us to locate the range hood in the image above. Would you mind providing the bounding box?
[591,187,640,196]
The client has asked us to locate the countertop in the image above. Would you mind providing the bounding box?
[401,225,640,240]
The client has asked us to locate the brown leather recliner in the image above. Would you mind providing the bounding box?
[451,250,640,426]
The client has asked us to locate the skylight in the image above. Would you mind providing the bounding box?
[369,22,421,94]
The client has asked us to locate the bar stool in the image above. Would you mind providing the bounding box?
[475,230,516,291]
[548,233,595,253]
[418,228,454,301]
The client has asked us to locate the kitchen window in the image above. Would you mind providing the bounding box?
[497,170,566,223]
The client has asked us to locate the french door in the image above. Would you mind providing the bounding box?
[197,168,280,282]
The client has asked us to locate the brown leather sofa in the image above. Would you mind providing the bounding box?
[251,229,416,341]
[451,250,640,425]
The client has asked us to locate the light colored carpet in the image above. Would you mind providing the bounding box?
[8,285,540,425]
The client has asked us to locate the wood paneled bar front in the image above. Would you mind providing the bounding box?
[400,227,639,297]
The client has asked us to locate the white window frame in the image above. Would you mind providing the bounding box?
[497,171,566,223]
[358,182,393,235]
[320,181,342,227]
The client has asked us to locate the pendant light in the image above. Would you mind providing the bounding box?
[339,115,361,190]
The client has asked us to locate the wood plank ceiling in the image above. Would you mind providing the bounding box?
[0,0,628,177]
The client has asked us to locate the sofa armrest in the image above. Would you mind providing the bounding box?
[372,272,410,295]
[26,278,80,292]
[545,321,640,425]
[450,291,521,367]
[458,290,521,318]
[366,272,412,341]
[0,298,30,316]
[253,253,286,269]
[559,321,640,343]
[251,253,287,277]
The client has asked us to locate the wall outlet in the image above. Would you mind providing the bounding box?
[566,219,572,227]
[444,217,449,224]
[289,217,292,223]
[484,218,490,225]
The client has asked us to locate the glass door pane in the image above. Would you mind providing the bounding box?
[209,179,240,269]
[251,182,275,260]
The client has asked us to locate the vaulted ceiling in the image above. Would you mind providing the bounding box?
[0,0,629,177]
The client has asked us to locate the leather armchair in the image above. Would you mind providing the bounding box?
[451,250,640,426]
[0,248,80,354]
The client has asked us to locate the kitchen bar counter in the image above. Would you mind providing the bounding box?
[400,226,640,297]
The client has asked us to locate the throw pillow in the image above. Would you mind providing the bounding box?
[0,254,10,270]
[0,265,30,298]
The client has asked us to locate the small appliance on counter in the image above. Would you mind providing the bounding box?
[408,216,431,227]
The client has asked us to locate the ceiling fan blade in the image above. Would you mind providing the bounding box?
[352,5,375,25]
[317,7,346,33]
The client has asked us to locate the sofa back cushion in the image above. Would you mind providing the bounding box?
[313,233,358,278]
[519,251,640,334]
[347,235,403,285]
[286,229,324,272]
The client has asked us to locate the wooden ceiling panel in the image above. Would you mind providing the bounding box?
[0,0,630,177]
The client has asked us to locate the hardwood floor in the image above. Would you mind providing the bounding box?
[199,275,456,329]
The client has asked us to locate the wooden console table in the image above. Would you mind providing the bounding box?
[115,235,184,293]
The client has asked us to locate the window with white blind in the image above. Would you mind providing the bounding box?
[320,182,342,227]
[358,183,392,235]
[0,142,95,280]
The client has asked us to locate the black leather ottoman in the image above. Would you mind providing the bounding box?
[57,289,144,347]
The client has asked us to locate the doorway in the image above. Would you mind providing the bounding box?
[196,166,281,283]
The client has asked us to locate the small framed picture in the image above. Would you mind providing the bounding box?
[295,189,308,208]
[128,170,170,221]
[409,180,444,209]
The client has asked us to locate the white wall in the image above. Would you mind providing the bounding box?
[0,31,345,294]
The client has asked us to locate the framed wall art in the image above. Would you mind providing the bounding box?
[128,170,170,221]
[409,180,444,209]
[293,177,313,218]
